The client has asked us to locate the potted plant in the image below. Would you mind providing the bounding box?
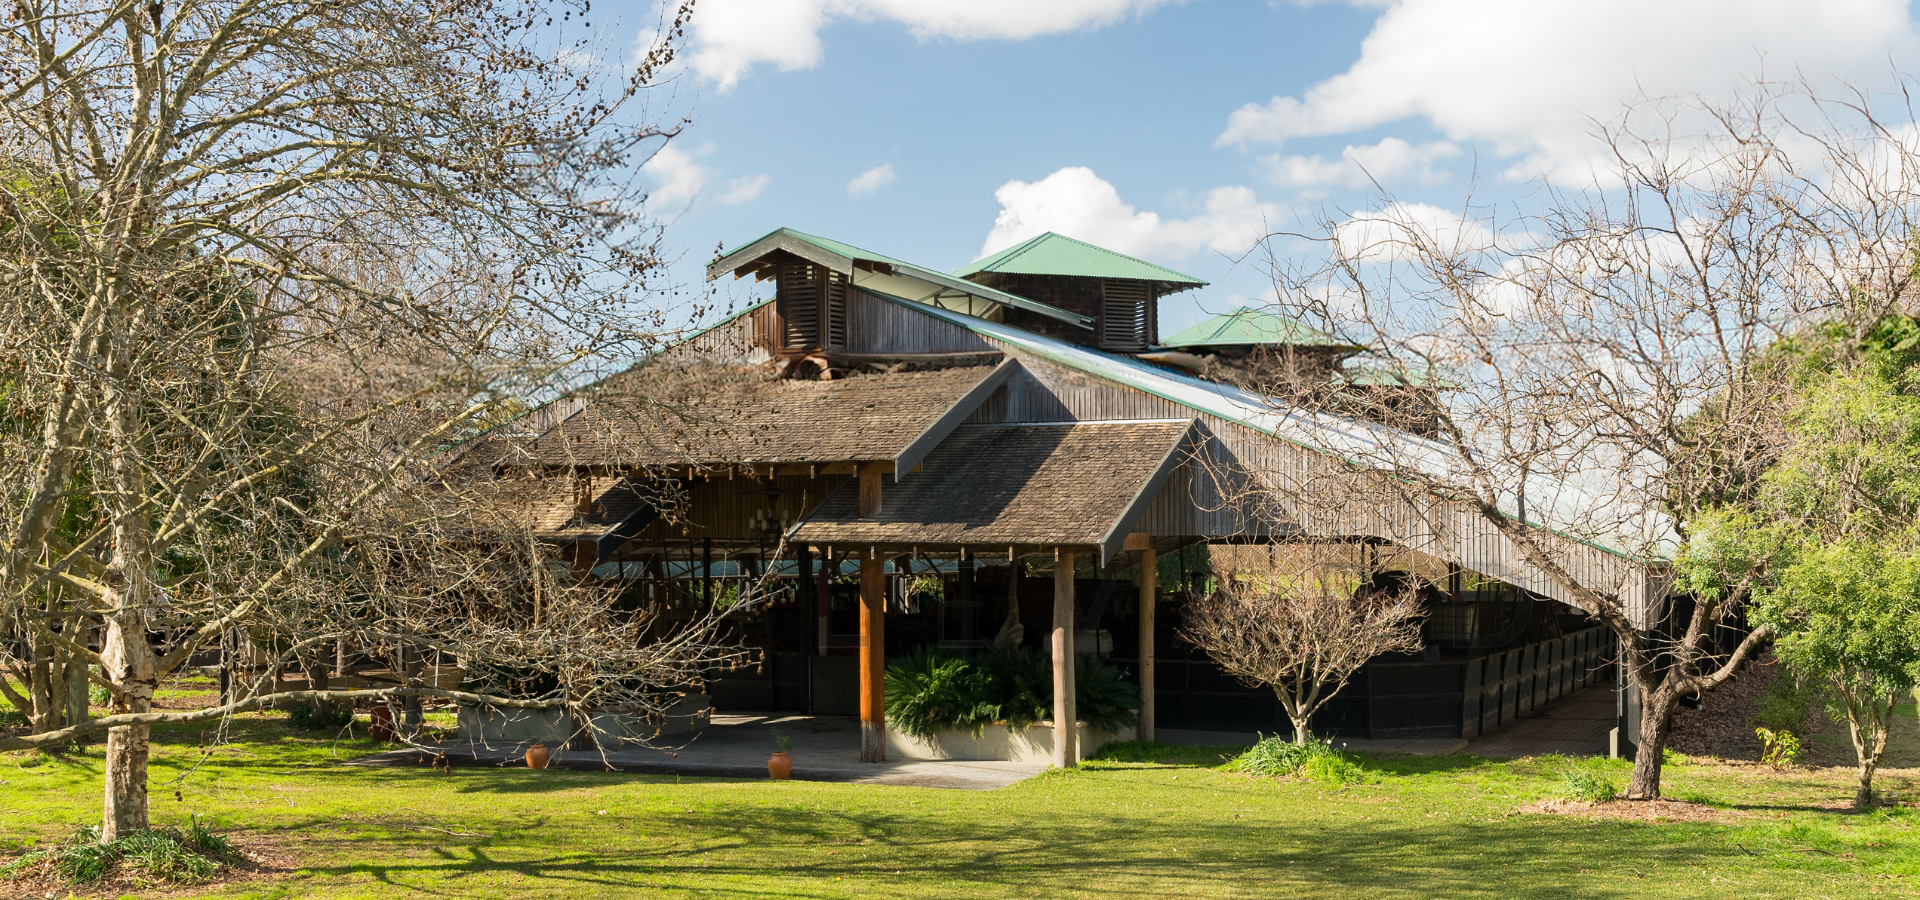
[767,729,793,780]
[526,741,550,770]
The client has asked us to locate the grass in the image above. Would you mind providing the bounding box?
[3,680,1920,898]
[2,818,238,885]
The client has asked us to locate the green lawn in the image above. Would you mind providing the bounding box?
[4,683,1919,899]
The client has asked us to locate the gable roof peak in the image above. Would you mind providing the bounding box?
[954,232,1207,289]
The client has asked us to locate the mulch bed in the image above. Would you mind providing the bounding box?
[1520,797,1749,823]
[1668,653,1785,761]
[1,832,296,899]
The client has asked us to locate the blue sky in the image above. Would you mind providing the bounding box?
[612,0,1920,336]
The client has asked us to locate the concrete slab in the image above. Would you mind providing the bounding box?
[1332,737,1469,756]
[1467,685,1617,758]
[349,714,1047,790]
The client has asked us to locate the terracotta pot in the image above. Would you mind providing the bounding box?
[767,750,792,780]
[371,704,396,743]
[526,742,550,770]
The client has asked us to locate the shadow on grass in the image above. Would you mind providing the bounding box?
[288,801,1796,899]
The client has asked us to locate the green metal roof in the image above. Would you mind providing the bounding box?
[953,232,1206,287]
[706,227,1093,328]
[1160,307,1360,350]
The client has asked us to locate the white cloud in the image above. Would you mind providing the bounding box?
[640,142,766,213]
[686,0,1182,91]
[641,143,708,215]
[1332,202,1496,264]
[1262,138,1461,193]
[718,174,771,205]
[847,163,897,198]
[1221,0,1920,184]
[979,166,1277,262]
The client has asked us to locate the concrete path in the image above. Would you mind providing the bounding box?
[1467,685,1617,758]
[350,714,1047,790]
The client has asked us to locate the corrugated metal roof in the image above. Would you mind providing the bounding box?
[953,232,1206,286]
[1161,306,1361,351]
[705,227,1094,328]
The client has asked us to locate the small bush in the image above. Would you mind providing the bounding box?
[1752,670,1819,734]
[1,818,237,886]
[1557,763,1620,803]
[1302,751,1364,785]
[883,648,1138,741]
[286,701,353,731]
[1072,656,1139,736]
[1234,735,1359,782]
[1755,726,1804,768]
[0,703,25,728]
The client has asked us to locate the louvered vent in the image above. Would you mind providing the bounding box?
[776,264,849,352]
[824,270,848,349]
[1099,279,1152,351]
[777,263,821,350]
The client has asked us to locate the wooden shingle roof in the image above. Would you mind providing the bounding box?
[509,361,1012,472]
[792,419,1197,560]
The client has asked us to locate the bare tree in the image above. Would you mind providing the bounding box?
[0,0,755,840]
[1181,549,1424,743]
[1243,85,1920,798]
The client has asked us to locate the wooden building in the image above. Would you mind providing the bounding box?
[463,227,1651,765]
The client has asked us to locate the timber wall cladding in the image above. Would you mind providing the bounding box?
[844,289,993,354]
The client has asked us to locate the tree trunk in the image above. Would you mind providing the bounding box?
[1626,683,1677,800]
[62,654,88,734]
[1843,688,1896,809]
[28,652,57,733]
[100,601,156,840]
[1292,720,1309,744]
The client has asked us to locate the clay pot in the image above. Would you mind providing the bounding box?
[526,742,550,770]
[371,704,396,743]
[767,750,792,780]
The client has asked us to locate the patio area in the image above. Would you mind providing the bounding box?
[351,713,1048,790]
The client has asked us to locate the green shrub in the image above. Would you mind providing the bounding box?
[1756,726,1804,768]
[1073,656,1138,735]
[0,703,24,728]
[1752,670,1819,734]
[1233,735,1358,782]
[883,648,1138,741]
[286,700,353,731]
[1,818,236,886]
[1557,763,1620,803]
[1302,750,1364,784]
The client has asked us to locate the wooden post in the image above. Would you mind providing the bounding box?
[702,537,714,607]
[1126,533,1156,743]
[816,550,833,655]
[858,465,883,517]
[573,541,596,579]
[859,550,887,762]
[1052,550,1078,768]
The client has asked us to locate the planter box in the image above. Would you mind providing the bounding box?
[887,720,1136,764]
[456,693,710,748]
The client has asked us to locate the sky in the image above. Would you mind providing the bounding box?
[610,0,1920,336]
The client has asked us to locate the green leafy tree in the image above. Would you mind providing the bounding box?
[1758,540,1920,807]
[1682,344,1920,807]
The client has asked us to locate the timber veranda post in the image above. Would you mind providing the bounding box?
[1053,549,1078,768]
[859,549,887,762]
[1128,533,1156,743]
